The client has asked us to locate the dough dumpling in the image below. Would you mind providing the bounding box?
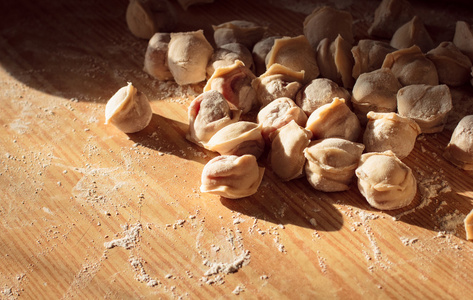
[167,30,214,85]
[204,60,257,114]
[453,21,473,63]
[126,0,176,39]
[206,43,254,78]
[187,90,241,148]
[269,121,312,181]
[213,20,266,49]
[317,35,355,89]
[296,78,351,117]
[355,151,417,210]
[397,84,452,133]
[390,16,434,53]
[368,0,415,39]
[306,97,361,142]
[143,33,173,81]
[444,115,473,170]
[252,36,280,76]
[257,97,307,143]
[382,45,439,86]
[201,154,264,199]
[351,39,395,79]
[363,111,420,159]
[304,138,365,192]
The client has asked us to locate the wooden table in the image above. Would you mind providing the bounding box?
[1,0,473,298]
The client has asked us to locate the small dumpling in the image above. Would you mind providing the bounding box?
[382,45,439,86]
[212,20,266,49]
[206,43,254,78]
[269,121,312,181]
[257,97,307,143]
[426,41,473,87]
[443,115,473,170]
[453,21,473,63]
[351,39,396,79]
[105,82,153,133]
[187,90,241,148]
[200,154,265,199]
[355,151,417,210]
[126,0,176,39]
[390,16,434,53]
[167,30,214,85]
[252,36,280,76]
[177,0,214,10]
[206,121,265,159]
[368,0,415,39]
[295,78,351,116]
[316,35,355,89]
[266,35,319,83]
[252,63,304,107]
[204,60,257,114]
[304,138,365,192]
[306,97,361,142]
[303,6,354,50]
[351,68,401,123]
[363,111,421,159]
[143,33,173,81]
[397,84,452,133]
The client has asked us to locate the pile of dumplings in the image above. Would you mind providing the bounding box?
[109,0,473,211]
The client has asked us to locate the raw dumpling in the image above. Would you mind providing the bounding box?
[304,138,365,192]
[351,39,395,79]
[368,0,415,39]
[204,60,257,114]
[303,6,354,50]
[257,97,307,143]
[355,151,417,210]
[363,111,421,159]
[252,63,304,107]
[266,35,319,83]
[167,30,214,85]
[105,82,153,133]
[426,41,472,87]
[187,90,241,148]
[200,154,264,199]
[213,20,266,49]
[126,0,176,39]
[295,78,351,116]
[390,16,434,53]
[177,0,214,10]
[206,43,254,78]
[382,45,439,86]
[397,84,452,133]
[453,21,473,63]
[444,115,473,170]
[143,33,173,81]
[252,36,280,76]
[317,35,355,89]
[306,97,361,142]
[351,68,401,123]
[206,121,265,159]
[269,121,312,181]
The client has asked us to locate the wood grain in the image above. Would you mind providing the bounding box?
[1,0,473,298]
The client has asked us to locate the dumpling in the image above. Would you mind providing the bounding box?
[266,35,319,83]
[426,41,473,87]
[351,68,401,123]
[363,111,421,159]
[355,151,417,210]
[252,36,280,76]
[397,84,452,133]
[257,97,307,143]
[443,115,473,170]
[382,45,439,86]
[143,33,173,81]
[206,121,265,159]
[295,78,351,116]
[167,30,214,85]
[303,6,354,50]
[252,63,304,107]
[305,97,361,142]
[304,138,365,192]
[200,154,265,199]
[206,43,255,78]
[453,21,473,63]
[368,0,415,39]
[316,35,355,89]
[204,60,257,114]
[187,90,241,148]
[269,121,312,181]
[212,20,266,49]
[105,82,153,133]
[351,39,395,79]
[177,0,214,10]
[390,16,434,53]
[126,0,176,39]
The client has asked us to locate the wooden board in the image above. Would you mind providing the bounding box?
[1,0,473,298]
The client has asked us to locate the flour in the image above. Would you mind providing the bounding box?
[104,223,142,249]
[232,285,245,295]
[203,250,251,276]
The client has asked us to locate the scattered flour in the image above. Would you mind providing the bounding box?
[203,250,251,277]
[232,285,245,295]
[104,223,142,249]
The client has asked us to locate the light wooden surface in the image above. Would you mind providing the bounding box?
[1,0,473,299]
